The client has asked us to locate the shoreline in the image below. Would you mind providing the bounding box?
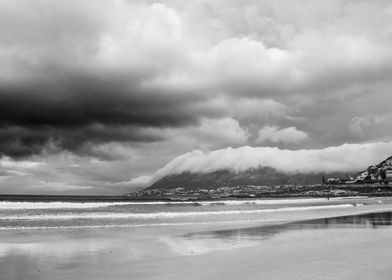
[1,198,392,280]
[1,198,392,232]
[1,207,392,280]
[0,193,389,203]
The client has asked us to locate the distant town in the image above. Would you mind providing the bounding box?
[126,183,392,200]
[326,157,392,185]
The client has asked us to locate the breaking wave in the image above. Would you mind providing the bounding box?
[0,201,136,210]
[0,197,365,210]
[0,204,358,220]
[0,221,247,230]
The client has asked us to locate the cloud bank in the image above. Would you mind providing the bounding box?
[132,141,392,186]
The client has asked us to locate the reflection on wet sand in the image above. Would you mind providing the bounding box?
[182,212,392,243]
[1,211,392,279]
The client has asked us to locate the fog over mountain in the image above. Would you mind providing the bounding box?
[134,141,392,187]
[1,0,392,194]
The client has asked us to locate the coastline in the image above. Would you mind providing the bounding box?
[1,192,391,203]
[1,204,392,280]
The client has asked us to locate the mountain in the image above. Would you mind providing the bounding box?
[146,167,349,190]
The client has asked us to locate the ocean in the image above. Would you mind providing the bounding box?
[0,196,389,229]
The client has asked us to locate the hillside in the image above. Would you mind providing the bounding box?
[352,156,392,182]
[147,167,348,190]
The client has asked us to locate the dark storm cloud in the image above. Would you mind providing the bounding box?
[0,77,195,128]
[0,0,202,158]
[0,74,198,157]
[0,124,165,158]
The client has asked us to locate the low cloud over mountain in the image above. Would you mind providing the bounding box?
[131,140,392,187]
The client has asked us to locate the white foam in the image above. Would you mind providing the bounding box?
[0,197,367,209]
[199,197,367,206]
[0,204,357,220]
[0,220,252,230]
[0,201,137,210]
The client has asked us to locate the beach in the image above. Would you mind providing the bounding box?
[1,197,392,280]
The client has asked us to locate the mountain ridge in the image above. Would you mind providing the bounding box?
[147,167,348,190]
[147,155,392,190]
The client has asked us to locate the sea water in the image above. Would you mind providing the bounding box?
[0,196,389,230]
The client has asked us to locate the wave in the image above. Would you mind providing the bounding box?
[0,197,367,209]
[0,204,358,220]
[199,197,366,206]
[0,201,137,210]
[0,220,267,230]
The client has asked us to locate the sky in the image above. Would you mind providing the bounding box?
[1,0,392,194]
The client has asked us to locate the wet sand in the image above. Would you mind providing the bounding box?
[1,207,392,279]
